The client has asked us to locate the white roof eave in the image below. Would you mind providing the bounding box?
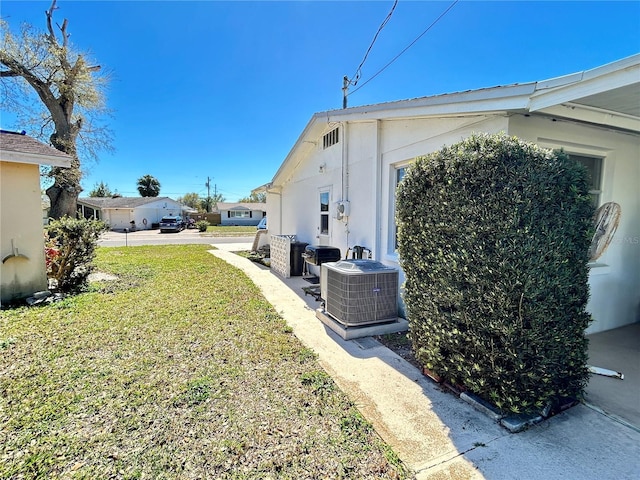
[271,84,536,187]
[529,54,640,113]
[0,149,71,168]
[271,54,640,187]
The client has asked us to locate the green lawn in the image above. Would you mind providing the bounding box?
[0,245,410,479]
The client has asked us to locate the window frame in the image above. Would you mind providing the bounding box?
[568,153,604,207]
[319,188,331,238]
[229,210,251,218]
[388,162,411,256]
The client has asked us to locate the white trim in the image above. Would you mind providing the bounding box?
[318,186,332,242]
[536,138,613,207]
[529,58,640,113]
[269,55,639,192]
[387,162,412,259]
[536,104,640,133]
[0,149,71,168]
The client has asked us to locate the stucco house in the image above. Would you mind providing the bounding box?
[217,202,266,226]
[261,55,639,336]
[77,196,187,230]
[0,130,71,305]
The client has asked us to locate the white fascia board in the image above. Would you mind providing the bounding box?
[529,61,640,113]
[271,84,535,187]
[0,149,71,168]
[251,182,272,194]
[271,117,326,187]
[324,83,535,122]
[536,103,640,133]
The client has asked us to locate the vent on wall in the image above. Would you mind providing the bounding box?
[321,260,398,326]
[323,128,339,149]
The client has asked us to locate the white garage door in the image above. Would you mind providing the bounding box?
[109,210,132,230]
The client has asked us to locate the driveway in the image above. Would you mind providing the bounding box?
[98,229,254,247]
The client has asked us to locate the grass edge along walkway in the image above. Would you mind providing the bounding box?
[0,244,412,479]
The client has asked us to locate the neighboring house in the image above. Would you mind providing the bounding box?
[77,196,187,230]
[217,202,266,226]
[0,130,71,305]
[261,55,639,335]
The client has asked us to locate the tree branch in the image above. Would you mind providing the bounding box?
[0,70,21,77]
[46,0,58,42]
[46,0,71,70]
[0,52,55,103]
[58,18,69,49]
[0,50,67,135]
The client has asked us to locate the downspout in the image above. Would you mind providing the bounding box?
[341,121,349,247]
[374,119,382,260]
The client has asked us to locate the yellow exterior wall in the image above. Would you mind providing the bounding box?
[0,160,48,304]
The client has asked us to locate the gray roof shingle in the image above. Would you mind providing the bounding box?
[0,130,72,160]
[78,197,177,209]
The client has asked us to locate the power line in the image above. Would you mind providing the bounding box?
[348,0,459,98]
[348,0,398,88]
[343,0,398,108]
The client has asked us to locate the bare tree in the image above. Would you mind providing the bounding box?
[0,0,110,218]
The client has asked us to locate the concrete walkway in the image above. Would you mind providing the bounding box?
[585,324,640,429]
[210,244,640,480]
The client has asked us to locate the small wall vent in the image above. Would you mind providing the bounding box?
[323,127,339,149]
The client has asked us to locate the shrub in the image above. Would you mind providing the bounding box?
[45,217,109,292]
[195,220,210,232]
[396,133,594,414]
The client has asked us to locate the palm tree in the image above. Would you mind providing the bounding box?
[137,175,161,197]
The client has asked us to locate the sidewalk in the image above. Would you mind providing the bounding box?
[210,244,640,480]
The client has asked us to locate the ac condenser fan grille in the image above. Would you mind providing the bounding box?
[323,263,398,326]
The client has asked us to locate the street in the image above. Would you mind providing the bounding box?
[98,229,255,247]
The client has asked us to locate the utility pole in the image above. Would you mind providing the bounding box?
[205,176,213,212]
[342,75,349,109]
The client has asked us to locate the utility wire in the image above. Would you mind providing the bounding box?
[349,0,398,87]
[349,0,459,97]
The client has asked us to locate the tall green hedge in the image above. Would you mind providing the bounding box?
[396,133,594,414]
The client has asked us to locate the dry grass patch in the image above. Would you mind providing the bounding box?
[203,226,257,237]
[1,245,411,479]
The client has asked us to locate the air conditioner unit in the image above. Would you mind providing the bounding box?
[335,201,350,220]
[321,260,398,326]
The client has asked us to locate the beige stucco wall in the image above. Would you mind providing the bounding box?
[0,160,48,304]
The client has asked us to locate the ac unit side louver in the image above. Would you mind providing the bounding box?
[321,260,398,326]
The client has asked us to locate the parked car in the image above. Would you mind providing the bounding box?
[159,215,184,233]
[257,217,267,230]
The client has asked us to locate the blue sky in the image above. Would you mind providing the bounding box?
[1,1,639,201]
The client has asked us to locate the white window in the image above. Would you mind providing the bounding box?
[393,166,407,250]
[319,190,330,236]
[229,210,251,218]
[569,154,603,207]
